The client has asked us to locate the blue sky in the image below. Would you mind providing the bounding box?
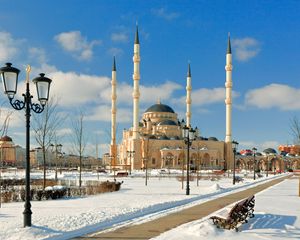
[0,0,300,156]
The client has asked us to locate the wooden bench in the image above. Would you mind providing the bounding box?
[210,195,255,231]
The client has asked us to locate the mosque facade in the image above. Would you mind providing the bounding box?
[107,26,234,171]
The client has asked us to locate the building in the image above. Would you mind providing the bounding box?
[105,27,235,171]
[0,135,17,166]
[278,144,300,156]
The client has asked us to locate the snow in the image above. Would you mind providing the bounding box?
[153,175,300,240]
[0,170,298,240]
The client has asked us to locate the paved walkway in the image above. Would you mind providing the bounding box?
[75,175,290,240]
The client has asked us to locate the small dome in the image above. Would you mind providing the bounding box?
[208,137,218,141]
[263,148,277,154]
[149,135,157,139]
[157,120,178,126]
[145,103,175,113]
[170,136,181,140]
[158,135,169,140]
[0,135,12,142]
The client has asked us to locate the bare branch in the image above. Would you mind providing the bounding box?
[71,111,86,187]
[290,116,300,144]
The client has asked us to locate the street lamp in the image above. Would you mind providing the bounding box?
[108,155,116,181]
[50,143,62,181]
[232,140,239,185]
[252,147,257,180]
[266,154,269,177]
[0,63,52,227]
[126,150,135,175]
[182,125,195,195]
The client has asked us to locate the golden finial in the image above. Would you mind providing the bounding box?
[25,65,31,83]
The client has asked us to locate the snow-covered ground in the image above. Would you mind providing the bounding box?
[153,175,300,240]
[0,170,295,240]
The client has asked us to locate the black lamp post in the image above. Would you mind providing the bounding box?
[252,147,257,180]
[232,140,239,185]
[166,155,173,175]
[126,150,135,175]
[50,143,62,181]
[0,63,52,227]
[266,154,269,177]
[182,125,195,195]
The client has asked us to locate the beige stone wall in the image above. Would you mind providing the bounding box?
[118,133,226,170]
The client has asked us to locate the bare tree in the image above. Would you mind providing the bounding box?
[71,112,86,187]
[32,97,62,189]
[0,104,12,208]
[290,116,300,144]
[0,102,13,137]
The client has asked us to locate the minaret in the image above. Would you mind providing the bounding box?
[186,63,192,127]
[225,33,233,143]
[110,57,117,167]
[132,25,140,139]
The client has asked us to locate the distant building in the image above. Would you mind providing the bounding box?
[278,145,300,156]
[0,135,18,166]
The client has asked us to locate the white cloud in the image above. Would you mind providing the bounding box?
[140,81,182,104]
[86,105,132,123]
[0,107,23,128]
[54,31,101,61]
[173,87,239,106]
[111,33,128,43]
[107,47,123,56]
[99,82,132,105]
[56,128,72,136]
[238,140,280,153]
[260,141,280,151]
[245,84,300,110]
[48,70,111,107]
[28,47,47,64]
[99,81,181,106]
[0,32,23,62]
[151,8,180,21]
[232,37,260,61]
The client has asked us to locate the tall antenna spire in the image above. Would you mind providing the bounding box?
[112,56,116,71]
[225,33,233,143]
[227,32,232,54]
[132,24,141,139]
[135,24,140,44]
[110,56,117,168]
[186,62,192,127]
[187,62,191,77]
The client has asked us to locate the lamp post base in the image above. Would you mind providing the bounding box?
[23,205,32,227]
[186,185,190,195]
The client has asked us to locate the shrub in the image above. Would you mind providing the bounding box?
[1,180,122,203]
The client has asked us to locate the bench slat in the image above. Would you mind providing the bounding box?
[210,195,255,230]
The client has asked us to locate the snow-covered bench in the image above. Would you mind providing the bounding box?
[210,195,255,231]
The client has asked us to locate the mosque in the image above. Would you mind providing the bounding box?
[106,26,234,172]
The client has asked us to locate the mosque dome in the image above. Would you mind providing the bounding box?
[170,136,181,140]
[149,135,157,139]
[157,120,178,126]
[263,148,277,154]
[208,137,218,141]
[145,103,175,113]
[0,135,12,142]
[158,135,169,140]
